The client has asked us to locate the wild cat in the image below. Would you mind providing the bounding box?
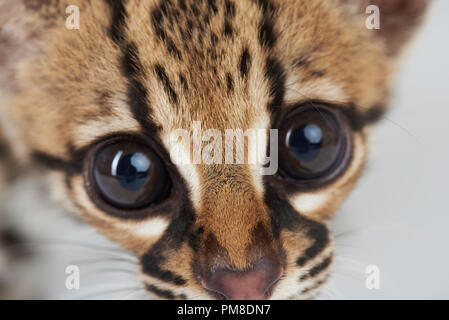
[0,0,429,299]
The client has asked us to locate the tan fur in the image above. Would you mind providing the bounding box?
[0,0,429,299]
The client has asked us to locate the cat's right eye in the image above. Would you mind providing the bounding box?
[89,138,171,210]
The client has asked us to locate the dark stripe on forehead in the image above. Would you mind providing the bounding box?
[207,0,218,14]
[105,0,160,134]
[256,0,277,49]
[166,38,182,60]
[226,72,234,93]
[265,57,286,112]
[151,7,166,41]
[123,43,159,131]
[256,0,276,13]
[239,47,251,78]
[225,0,236,18]
[155,64,179,105]
[105,0,127,45]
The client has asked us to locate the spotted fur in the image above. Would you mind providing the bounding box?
[0,0,429,299]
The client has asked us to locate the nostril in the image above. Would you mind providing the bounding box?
[202,259,283,300]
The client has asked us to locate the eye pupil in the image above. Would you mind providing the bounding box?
[289,124,323,162]
[279,106,350,182]
[92,140,171,210]
[114,152,151,191]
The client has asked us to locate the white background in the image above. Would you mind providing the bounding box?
[326,0,449,299]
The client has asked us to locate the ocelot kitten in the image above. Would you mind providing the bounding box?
[0,0,429,300]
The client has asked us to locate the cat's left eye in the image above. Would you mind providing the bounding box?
[278,104,352,185]
[88,138,171,210]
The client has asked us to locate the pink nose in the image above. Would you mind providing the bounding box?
[202,259,283,300]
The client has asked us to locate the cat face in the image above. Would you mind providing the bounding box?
[0,0,429,299]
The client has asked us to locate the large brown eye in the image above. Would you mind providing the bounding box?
[279,105,350,182]
[91,139,171,209]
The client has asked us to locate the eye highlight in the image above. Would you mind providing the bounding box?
[278,104,351,184]
[90,138,171,210]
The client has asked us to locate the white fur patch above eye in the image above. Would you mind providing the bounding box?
[72,101,140,148]
[284,74,349,105]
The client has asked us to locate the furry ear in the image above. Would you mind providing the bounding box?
[344,0,431,56]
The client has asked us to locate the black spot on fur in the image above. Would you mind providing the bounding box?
[204,13,210,25]
[300,277,328,294]
[225,0,236,18]
[186,18,193,33]
[296,225,330,267]
[190,2,200,16]
[226,72,234,93]
[256,0,277,49]
[265,57,286,111]
[179,74,189,92]
[155,64,179,105]
[166,38,182,60]
[121,42,141,76]
[256,0,276,14]
[224,20,233,37]
[187,226,204,252]
[239,48,251,78]
[178,0,187,11]
[294,57,311,68]
[105,0,127,45]
[151,8,166,41]
[142,254,187,286]
[309,256,332,277]
[310,70,326,78]
[259,17,276,49]
[146,285,176,299]
[207,0,218,14]
[210,32,218,46]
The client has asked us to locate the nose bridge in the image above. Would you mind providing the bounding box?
[197,165,274,270]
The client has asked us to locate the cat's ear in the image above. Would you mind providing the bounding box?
[343,0,431,56]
